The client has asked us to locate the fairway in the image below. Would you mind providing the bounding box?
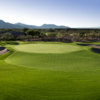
[1,42,100,100]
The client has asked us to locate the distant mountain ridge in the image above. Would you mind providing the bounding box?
[0,20,70,29]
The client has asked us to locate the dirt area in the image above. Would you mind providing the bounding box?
[90,45,100,49]
[0,47,9,55]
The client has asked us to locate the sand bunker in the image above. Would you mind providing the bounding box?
[77,43,100,54]
[0,47,9,55]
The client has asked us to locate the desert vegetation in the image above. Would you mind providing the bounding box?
[0,28,100,42]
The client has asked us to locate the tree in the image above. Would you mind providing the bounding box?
[25,29,41,37]
[23,28,29,33]
[0,32,14,40]
[16,35,27,40]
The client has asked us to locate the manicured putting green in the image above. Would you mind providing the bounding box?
[14,44,81,54]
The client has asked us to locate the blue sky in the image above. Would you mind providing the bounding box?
[0,0,100,28]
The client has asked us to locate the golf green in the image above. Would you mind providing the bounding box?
[0,42,100,100]
[13,43,81,54]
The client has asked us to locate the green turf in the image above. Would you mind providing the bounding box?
[0,42,100,100]
[13,43,81,54]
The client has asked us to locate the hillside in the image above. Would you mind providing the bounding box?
[0,20,70,29]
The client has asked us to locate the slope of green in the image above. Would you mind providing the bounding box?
[0,42,100,100]
[5,49,100,71]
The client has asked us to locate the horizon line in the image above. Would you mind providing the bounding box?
[0,19,100,29]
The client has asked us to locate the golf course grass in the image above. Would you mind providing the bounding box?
[0,42,100,100]
[13,43,81,54]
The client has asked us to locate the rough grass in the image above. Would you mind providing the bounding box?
[0,42,100,100]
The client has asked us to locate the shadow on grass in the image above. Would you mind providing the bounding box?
[92,48,100,54]
[0,41,19,46]
[0,47,6,51]
[5,41,19,45]
[77,43,91,46]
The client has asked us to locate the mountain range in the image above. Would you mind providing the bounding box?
[0,20,70,29]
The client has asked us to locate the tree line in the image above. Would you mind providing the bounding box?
[0,28,100,42]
